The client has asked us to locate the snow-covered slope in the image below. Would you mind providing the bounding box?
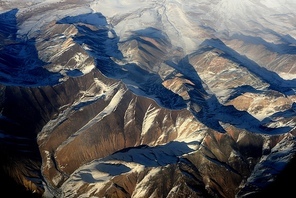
[0,0,296,197]
[91,0,296,53]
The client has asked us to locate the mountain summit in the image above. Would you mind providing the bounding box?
[0,0,295,197]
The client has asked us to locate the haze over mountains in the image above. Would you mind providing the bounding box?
[0,0,295,197]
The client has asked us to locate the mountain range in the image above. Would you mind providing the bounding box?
[0,0,295,197]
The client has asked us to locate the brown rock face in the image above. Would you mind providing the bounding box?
[36,69,199,189]
[1,2,296,198]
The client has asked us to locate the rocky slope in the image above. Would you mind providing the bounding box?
[0,0,296,198]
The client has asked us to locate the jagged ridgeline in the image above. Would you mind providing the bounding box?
[0,0,295,197]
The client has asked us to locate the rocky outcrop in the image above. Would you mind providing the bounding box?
[0,1,296,198]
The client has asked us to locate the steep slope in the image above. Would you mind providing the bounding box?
[0,0,295,198]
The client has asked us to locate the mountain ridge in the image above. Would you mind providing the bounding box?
[0,0,295,197]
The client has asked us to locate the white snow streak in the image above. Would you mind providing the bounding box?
[132,168,161,198]
[38,80,120,142]
[141,104,161,136]
[56,87,126,153]
[124,97,137,127]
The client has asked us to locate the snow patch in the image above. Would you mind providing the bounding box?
[124,97,137,127]
[132,167,161,198]
[141,104,161,136]
[56,87,126,153]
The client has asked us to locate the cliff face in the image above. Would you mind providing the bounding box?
[0,1,296,198]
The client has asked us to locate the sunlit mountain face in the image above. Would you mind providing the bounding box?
[0,0,295,197]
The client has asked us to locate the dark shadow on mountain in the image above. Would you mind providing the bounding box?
[57,12,122,62]
[261,102,296,126]
[165,56,226,132]
[248,153,296,198]
[106,141,197,167]
[165,58,209,97]
[58,12,124,81]
[227,85,265,102]
[0,9,62,195]
[0,111,44,197]
[237,149,296,198]
[58,12,108,27]
[79,173,99,183]
[122,63,187,109]
[128,27,171,47]
[58,15,187,109]
[132,27,169,40]
[267,28,296,45]
[0,8,18,39]
[57,13,129,78]
[96,163,131,176]
[231,33,296,54]
[56,14,293,134]
[280,34,296,45]
[201,38,296,96]
[66,69,84,77]
[168,56,292,134]
[0,9,62,86]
